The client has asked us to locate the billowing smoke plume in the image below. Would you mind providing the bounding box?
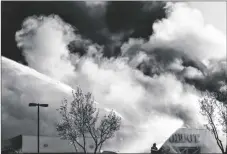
[15,15,77,82]
[2,2,226,153]
[121,2,226,100]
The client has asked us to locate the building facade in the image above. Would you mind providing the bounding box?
[161,128,221,154]
[2,128,222,154]
[2,135,96,153]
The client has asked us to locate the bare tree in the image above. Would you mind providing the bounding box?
[199,91,227,154]
[56,87,121,154]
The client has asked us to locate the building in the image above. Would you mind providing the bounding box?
[2,128,222,154]
[160,128,221,154]
[2,135,96,153]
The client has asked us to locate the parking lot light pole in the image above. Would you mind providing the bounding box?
[29,103,48,153]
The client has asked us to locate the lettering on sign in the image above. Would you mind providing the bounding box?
[168,134,200,143]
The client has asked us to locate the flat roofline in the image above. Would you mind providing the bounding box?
[5,134,96,140]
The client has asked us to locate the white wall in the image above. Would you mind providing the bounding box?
[22,135,97,153]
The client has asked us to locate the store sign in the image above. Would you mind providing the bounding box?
[168,133,200,143]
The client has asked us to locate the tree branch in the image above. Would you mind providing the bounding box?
[62,101,84,151]
[57,88,121,154]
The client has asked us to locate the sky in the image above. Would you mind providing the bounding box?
[189,2,226,34]
[1,1,227,153]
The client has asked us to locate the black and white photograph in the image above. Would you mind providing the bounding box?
[1,1,227,154]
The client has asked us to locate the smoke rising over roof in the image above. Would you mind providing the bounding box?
[1,1,226,153]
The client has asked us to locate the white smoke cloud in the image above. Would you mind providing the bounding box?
[167,58,184,72]
[119,2,226,72]
[147,2,226,64]
[182,66,204,79]
[220,84,227,92]
[121,2,226,90]
[85,1,107,8]
[15,15,78,83]
[2,2,226,153]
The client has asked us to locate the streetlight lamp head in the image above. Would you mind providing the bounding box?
[40,104,49,107]
[29,103,37,107]
[28,102,48,153]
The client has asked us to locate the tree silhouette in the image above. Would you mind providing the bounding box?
[56,87,121,154]
[199,91,227,154]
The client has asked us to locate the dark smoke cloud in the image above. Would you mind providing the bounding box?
[105,1,167,39]
[185,59,227,102]
[127,45,226,102]
[1,1,168,63]
[135,48,225,101]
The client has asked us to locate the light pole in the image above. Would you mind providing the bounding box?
[29,103,48,153]
[226,105,227,154]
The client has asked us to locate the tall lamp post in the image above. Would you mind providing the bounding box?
[29,103,49,153]
[225,105,227,154]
